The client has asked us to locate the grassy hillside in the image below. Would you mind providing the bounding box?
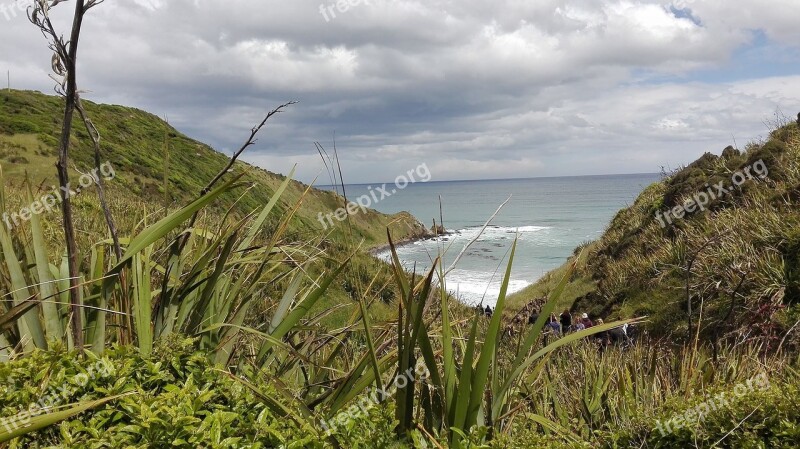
[0,89,430,327]
[509,118,800,344]
[0,89,427,244]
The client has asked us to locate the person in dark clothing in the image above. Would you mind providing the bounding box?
[484,305,493,318]
[581,313,594,328]
[559,310,572,333]
[594,318,610,350]
[609,323,634,347]
[528,309,539,325]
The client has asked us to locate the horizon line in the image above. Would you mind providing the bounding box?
[316,171,661,187]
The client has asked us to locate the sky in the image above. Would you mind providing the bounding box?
[1,0,799,184]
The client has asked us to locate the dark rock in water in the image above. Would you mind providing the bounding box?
[431,218,447,235]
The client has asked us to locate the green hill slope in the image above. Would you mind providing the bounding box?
[0,89,427,245]
[0,89,430,326]
[510,118,800,343]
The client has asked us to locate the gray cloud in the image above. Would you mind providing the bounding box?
[1,0,798,183]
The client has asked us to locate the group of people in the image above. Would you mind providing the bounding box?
[481,304,634,348]
[528,309,596,334]
[531,309,632,348]
[477,304,493,318]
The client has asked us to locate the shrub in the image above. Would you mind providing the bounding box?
[7,156,28,164]
[0,337,319,448]
[5,119,41,134]
[745,139,788,181]
[598,370,800,448]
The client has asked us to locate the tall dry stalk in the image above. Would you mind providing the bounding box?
[29,0,106,348]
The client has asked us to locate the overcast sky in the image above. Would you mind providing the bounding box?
[1,0,799,184]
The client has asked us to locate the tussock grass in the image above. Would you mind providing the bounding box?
[514,120,800,348]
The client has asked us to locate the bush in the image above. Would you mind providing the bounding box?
[5,119,41,134]
[0,338,320,448]
[0,337,419,448]
[745,139,788,182]
[7,155,28,164]
[598,371,800,448]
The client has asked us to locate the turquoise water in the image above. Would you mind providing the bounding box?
[324,173,660,306]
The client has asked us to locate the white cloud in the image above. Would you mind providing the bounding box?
[0,0,798,184]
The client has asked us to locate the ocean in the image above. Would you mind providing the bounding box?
[323,173,660,307]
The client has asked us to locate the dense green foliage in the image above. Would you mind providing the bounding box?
[3,339,798,448]
[610,373,800,448]
[0,337,406,448]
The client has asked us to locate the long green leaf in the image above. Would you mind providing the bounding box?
[524,413,582,444]
[358,296,385,397]
[202,323,308,361]
[258,254,352,363]
[452,312,479,444]
[104,175,243,288]
[437,265,457,428]
[269,274,302,334]
[187,231,238,334]
[328,350,399,414]
[0,393,132,443]
[467,239,517,427]
[237,166,295,252]
[26,182,62,342]
[132,251,153,356]
[0,208,46,351]
[86,243,106,354]
[387,229,410,298]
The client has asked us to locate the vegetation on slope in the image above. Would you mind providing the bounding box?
[0,89,425,247]
[0,88,430,328]
[510,118,800,347]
